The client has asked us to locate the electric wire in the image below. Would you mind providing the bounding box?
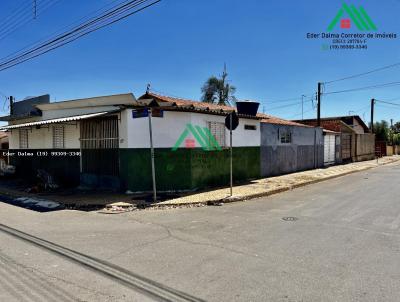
[324,62,400,84]
[323,81,400,95]
[0,0,60,42]
[0,0,124,62]
[0,0,161,72]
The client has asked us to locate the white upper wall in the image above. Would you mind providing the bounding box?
[121,109,260,148]
[8,109,261,149]
[8,123,80,149]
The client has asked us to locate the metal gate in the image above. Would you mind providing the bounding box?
[80,116,119,176]
[341,133,352,162]
[324,134,335,165]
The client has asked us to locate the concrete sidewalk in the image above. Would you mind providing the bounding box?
[155,156,400,207]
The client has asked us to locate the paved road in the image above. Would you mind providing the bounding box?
[0,163,400,301]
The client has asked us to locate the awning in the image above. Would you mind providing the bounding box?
[0,111,118,130]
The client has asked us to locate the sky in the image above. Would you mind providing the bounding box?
[1,0,400,125]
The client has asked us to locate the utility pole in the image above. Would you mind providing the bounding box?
[317,83,322,126]
[301,95,305,120]
[370,98,375,133]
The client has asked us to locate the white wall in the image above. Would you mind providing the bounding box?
[121,109,260,148]
[8,109,260,149]
[8,123,80,149]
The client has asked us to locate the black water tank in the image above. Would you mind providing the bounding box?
[236,100,260,116]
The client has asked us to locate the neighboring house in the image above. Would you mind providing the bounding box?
[294,116,375,162]
[0,92,261,191]
[259,114,324,177]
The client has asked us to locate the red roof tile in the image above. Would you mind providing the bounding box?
[257,113,314,127]
[294,120,344,132]
[141,92,313,127]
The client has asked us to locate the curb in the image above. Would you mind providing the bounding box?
[151,158,400,209]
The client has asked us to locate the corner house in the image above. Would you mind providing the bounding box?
[0,92,262,191]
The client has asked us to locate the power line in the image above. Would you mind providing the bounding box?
[324,62,400,84]
[374,104,400,111]
[323,81,400,95]
[264,96,302,104]
[0,0,161,72]
[375,99,400,107]
[351,104,370,113]
[0,0,60,42]
[288,107,315,119]
[0,0,42,37]
[267,99,313,111]
[0,1,33,30]
[264,93,315,104]
[0,0,124,62]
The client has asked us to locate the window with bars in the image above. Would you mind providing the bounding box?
[207,121,226,148]
[53,125,65,149]
[19,129,28,149]
[280,129,292,144]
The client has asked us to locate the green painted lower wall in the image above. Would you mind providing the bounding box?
[119,147,260,192]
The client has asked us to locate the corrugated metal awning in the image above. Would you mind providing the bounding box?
[0,111,118,130]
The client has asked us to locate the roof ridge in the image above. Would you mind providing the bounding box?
[147,91,234,109]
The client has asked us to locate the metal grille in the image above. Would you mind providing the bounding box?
[207,121,226,147]
[80,117,119,149]
[52,125,65,149]
[19,129,28,149]
[80,117,119,176]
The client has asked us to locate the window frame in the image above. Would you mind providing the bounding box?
[52,125,65,149]
[244,124,257,130]
[206,121,226,148]
[19,129,29,149]
[279,129,292,144]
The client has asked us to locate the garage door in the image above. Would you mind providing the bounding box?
[324,134,335,165]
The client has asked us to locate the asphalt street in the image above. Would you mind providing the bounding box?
[0,162,399,301]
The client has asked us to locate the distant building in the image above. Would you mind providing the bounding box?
[293,116,375,162]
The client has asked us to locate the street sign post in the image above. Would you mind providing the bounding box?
[225,112,239,197]
[148,109,157,203]
[132,108,163,203]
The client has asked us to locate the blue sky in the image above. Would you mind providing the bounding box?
[1,0,400,124]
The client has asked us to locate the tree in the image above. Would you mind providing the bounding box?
[373,120,390,142]
[393,121,400,133]
[201,65,236,106]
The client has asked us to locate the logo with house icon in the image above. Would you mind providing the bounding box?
[327,3,377,31]
[172,124,222,151]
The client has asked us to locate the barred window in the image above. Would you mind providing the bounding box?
[53,125,65,149]
[19,129,28,149]
[280,129,292,144]
[244,124,256,130]
[207,121,226,148]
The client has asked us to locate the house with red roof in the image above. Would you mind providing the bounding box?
[0,90,327,192]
